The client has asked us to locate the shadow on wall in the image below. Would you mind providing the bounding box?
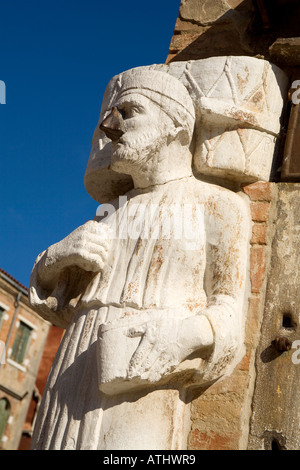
[169,0,300,64]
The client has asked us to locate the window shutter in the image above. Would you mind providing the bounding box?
[11,322,32,364]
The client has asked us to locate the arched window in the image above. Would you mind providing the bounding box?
[0,398,11,442]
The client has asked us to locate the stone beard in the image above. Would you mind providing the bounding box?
[29,67,251,450]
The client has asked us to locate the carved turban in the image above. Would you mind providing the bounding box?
[110,68,196,140]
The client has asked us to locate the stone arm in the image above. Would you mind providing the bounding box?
[198,191,251,382]
[29,221,111,329]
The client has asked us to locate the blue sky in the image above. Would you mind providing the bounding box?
[0,0,180,287]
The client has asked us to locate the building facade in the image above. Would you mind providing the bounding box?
[0,268,55,450]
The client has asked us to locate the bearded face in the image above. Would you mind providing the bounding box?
[108,94,176,176]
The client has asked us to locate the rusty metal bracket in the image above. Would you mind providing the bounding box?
[272,335,292,352]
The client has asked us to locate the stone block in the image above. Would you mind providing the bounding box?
[169,32,202,54]
[174,17,203,33]
[180,0,234,25]
[269,37,300,67]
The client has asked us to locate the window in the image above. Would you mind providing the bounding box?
[0,305,5,328]
[0,307,6,330]
[0,398,11,443]
[10,321,32,364]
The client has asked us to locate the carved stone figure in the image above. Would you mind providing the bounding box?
[29,57,287,450]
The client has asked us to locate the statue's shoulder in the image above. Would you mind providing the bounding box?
[190,177,249,218]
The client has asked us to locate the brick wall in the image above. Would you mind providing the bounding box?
[187,182,277,450]
[0,273,51,450]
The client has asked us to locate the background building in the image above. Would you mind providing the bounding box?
[0,268,63,450]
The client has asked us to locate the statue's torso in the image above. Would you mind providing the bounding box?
[84,177,212,321]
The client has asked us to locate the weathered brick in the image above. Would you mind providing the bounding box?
[242,182,273,202]
[250,245,265,293]
[251,223,267,245]
[189,429,240,450]
[250,201,270,222]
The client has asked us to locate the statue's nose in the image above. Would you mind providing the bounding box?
[99,107,124,142]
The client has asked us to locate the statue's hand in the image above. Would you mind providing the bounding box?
[39,220,112,284]
[127,314,214,383]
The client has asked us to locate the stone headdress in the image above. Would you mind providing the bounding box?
[85,56,288,204]
[109,68,196,139]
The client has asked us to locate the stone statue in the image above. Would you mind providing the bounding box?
[29,57,287,449]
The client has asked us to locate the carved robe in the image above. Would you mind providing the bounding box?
[29,176,249,450]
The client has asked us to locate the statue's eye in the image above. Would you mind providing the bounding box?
[117,104,140,120]
[117,106,127,119]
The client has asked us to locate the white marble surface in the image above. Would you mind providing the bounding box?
[29,58,286,449]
